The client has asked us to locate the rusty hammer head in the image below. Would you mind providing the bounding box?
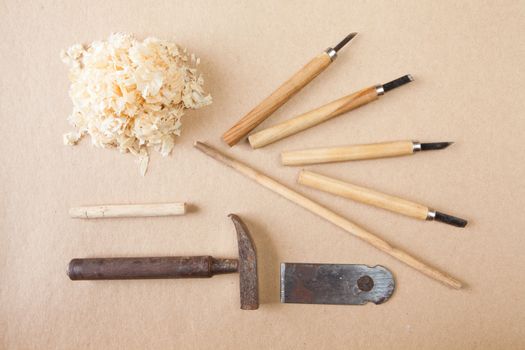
[66,213,259,310]
[228,214,259,310]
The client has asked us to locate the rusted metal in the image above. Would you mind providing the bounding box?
[210,258,238,274]
[357,275,374,292]
[280,263,395,305]
[68,256,227,280]
[229,214,259,310]
[67,214,259,310]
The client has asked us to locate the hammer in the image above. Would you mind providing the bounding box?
[67,214,259,310]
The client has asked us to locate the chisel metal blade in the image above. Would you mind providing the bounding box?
[280,263,395,305]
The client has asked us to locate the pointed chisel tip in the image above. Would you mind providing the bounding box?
[333,32,358,52]
[420,142,454,151]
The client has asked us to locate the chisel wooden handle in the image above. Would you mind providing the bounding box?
[298,170,428,220]
[282,140,414,166]
[67,256,238,280]
[249,86,379,149]
[222,53,332,146]
[248,74,414,149]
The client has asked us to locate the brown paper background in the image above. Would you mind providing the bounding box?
[1,0,525,349]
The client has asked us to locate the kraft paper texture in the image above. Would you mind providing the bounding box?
[1,1,524,348]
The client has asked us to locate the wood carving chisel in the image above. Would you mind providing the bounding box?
[222,33,358,146]
[281,140,452,166]
[298,170,468,228]
[280,263,395,305]
[248,75,413,149]
[194,141,463,289]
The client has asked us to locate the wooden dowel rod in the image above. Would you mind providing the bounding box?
[248,86,379,149]
[194,141,462,289]
[282,140,414,166]
[298,170,429,220]
[69,202,187,219]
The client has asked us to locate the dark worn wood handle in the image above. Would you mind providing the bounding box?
[67,256,238,280]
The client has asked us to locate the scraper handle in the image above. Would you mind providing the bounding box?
[222,52,333,146]
[67,256,238,280]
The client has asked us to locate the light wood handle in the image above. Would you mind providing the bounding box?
[69,202,186,219]
[194,141,462,289]
[282,140,414,166]
[222,52,332,146]
[248,86,379,149]
[298,170,429,220]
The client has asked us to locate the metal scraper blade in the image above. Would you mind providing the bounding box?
[280,263,395,305]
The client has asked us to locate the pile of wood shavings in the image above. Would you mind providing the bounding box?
[61,32,212,175]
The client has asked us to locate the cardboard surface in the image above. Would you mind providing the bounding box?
[1,1,525,348]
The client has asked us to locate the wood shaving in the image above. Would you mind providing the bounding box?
[61,32,212,175]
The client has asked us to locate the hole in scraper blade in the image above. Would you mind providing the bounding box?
[357,275,374,292]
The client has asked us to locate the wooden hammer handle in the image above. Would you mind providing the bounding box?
[67,256,238,280]
[248,86,379,149]
[282,140,414,166]
[298,170,429,220]
[222,52,332,146]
